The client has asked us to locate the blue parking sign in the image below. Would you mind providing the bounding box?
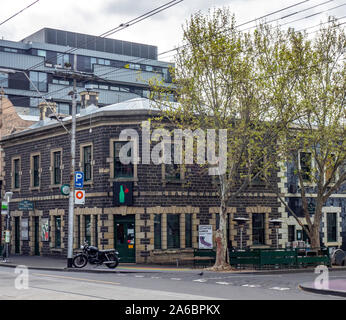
[75,171,84,188]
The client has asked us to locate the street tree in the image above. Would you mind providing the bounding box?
[274,18,346,250]
[150,8,301,270]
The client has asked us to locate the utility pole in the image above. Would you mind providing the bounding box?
[67,54,77,268]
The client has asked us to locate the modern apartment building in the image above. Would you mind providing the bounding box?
[0,28,173,116]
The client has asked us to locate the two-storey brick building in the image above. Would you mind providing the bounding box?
[1,97,344,263]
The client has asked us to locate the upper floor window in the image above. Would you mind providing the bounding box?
[31,154,40,187]
[29,71,47,92]
[57,54,70,67]
[113,141,133,179]
[299,151,312,182]
[37,50,46,58]
[12,158,20,189]
[82,145,92,182]
[4,47,18,53]
[52,151,62,185]
[0,72,8,88]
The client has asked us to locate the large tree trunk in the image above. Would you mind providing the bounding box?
[208,194,232,271]
[309,224,321,250]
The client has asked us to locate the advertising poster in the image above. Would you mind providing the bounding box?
[41,218,49,241]
[21,218,29,241]
[198,225,213,249]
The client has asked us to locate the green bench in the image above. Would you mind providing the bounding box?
[193,249,216,266]
[229,248,331,269]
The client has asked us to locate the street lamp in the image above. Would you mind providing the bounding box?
[269,219,282,249]
[2,191,13,262]
[233,217,250,251]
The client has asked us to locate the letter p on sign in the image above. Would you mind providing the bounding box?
[75,190,85,205]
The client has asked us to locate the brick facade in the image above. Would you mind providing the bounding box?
[1,103,326,263]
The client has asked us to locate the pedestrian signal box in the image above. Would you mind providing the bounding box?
[113,182,133,206]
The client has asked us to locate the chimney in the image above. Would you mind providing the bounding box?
[38,101,57,121]
[80,90,99,109]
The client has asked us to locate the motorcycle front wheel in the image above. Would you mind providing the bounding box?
[73,254,88,268]
[105,254,119,269]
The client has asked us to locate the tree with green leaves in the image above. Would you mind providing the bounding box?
[273,18,346,250]
[150,8,302,270]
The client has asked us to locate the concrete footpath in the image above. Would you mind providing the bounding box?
[1,255,346,297]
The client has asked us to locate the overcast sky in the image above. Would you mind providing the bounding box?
[0,0,345,62]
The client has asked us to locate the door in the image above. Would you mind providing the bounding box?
[114,215,135,263]
[34,217,40,256]
[14,217,20,254]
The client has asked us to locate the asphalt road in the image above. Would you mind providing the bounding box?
[0,266,345,300]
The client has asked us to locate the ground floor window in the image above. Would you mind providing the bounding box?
[154,214,161,249]
[252,213,265,245]
[185,214,192,248]
[55,216,61,248]
[85,215,91,245]
[288,225,295,242]
[167,214,180,249]
[94,215,98,247]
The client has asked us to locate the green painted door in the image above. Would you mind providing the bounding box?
[14,217,20,254]
[34,217,40,256]
[114,215,135,263]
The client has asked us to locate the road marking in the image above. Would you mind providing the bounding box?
[135,275,144,278]
[151,276,161,279]
[32,273,120,286]
[269,287,290,291]
[170,278,181,281]
[242,284,261,288]
[216,282,231,285]
[193,279,207,283]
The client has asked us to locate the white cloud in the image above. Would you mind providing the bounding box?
[0,0,345,62]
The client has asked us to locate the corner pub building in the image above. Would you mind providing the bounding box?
[0,97,290,264]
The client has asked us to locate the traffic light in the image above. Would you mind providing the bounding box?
[113,182,133,206]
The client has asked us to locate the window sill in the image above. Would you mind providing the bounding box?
[109,177,138,183]
[11,188,21,192]
[49,184,62,189]
[249,245,270,249]
[162,179,186,185]
[29,187,40,191]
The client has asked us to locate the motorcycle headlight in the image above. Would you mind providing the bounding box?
[81,245,84,249]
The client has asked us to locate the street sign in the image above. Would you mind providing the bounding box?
[60,184,70,196]
[113,182,133,206]
[1,201,8,215]
[18,200,34,211]
[75,171,84,188]
[75,190,85,205]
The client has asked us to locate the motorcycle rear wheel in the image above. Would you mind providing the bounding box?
[73,254,88,268]
[105,255,119,269]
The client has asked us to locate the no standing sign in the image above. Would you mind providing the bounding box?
[75,190,85,205]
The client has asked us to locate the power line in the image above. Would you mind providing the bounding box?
[0,0,40,27]
[26,0,183,72]
[236,0,311,27]
[240,0,335,31]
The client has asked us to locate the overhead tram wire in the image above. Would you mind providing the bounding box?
[157,0,339,57]
[241,1,346,32]
[15,1,344,105]
[34,13,346,104]
[240,0,335,31]
[26,0,183,72]
[0,0,40,27]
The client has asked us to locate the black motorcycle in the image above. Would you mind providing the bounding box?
[73,241,120,269]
